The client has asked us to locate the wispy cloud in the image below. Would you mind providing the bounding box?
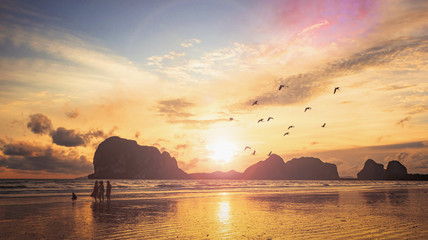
[147,51,186,68]
[65,108,79,119]
[396,116,412,127]
[157,98,195,119]
[169,118,230,129]
[249,36,428,107]
[156,98,230,128]
[299,20,330,35]
[180,38,201,48]
[379,85,416,91]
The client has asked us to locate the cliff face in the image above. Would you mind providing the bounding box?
[89,136,188,179]
[242,155,339,180]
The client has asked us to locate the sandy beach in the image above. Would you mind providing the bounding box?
[1,185,428,239]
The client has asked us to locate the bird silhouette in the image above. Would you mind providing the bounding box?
[334,87,340,94]
[252,100,258,105]
[283,132,290,136]
[304,107,312,112]
[288,125,294,130]
[268,151,272,156]
[322,123,326,127]
[257,118,264,123]
[279,84,289,90]
[252,150,256,155]
[267,117,274,121]
[229,117,234,121]
[244,146,251,151]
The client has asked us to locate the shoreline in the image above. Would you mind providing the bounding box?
[1,186,428,239]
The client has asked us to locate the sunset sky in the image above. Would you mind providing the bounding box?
[1,0,427,178]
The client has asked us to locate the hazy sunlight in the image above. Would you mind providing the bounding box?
[206,140,238,164]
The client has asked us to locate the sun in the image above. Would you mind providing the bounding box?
[206,140,239,164]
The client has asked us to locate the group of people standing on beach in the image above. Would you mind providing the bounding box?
[91,180,112,202]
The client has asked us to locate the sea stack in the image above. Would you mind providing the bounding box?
[88,136,188,179]
[386,160,407,180]
[242,154,340,180]
[357,159,386,180]
[283,157,340,180]
[242,154,287,179]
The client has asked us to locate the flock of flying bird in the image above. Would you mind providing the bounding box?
[242,85,340,156]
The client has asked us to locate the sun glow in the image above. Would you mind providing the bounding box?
[206,140,239,164]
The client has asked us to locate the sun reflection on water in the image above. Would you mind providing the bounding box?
[217,200,230,224]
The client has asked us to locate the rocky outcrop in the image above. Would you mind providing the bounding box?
[242,154,339,180]
[243,154,287,179]
[357,159,386,180]
[189,170,243,179]
[88,136,188,179]
[386,160,407,180]
[283,157,340,180]
[357,159,428,180]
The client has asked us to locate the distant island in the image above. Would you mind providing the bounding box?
[88,136,428,180]
[357,159,428,180]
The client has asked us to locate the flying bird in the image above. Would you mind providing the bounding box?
[283,132,290,136]
[334,87,340,94]
[257,118,264,123]
[268,151,272,156]
[229,117,234,121]
[244,146,251,151]
[279,84,289,90]
[322,123,326,127]
[252,100,258,106]
[304,107,312,112]
[252,150,256,155]
[288,125,294,130]
[267,117,274,121]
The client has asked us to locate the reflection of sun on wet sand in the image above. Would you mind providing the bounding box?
[1,187,428,239]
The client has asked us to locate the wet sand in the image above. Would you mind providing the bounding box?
[1,187,428,239]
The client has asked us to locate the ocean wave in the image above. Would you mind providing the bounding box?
[157,184,184,188]
[0,185,27,189]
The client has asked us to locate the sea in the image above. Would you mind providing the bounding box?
[1,179,428,205]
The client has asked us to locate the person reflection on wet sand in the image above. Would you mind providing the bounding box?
[106,181,112,201]
[388,189,409,205]
[362,191,387,205]
[98,181,105,201]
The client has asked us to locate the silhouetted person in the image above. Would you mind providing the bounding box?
[90,181,99,202]
[98,181,105,201]
[106,181,112,201]
[72,192,77,200]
